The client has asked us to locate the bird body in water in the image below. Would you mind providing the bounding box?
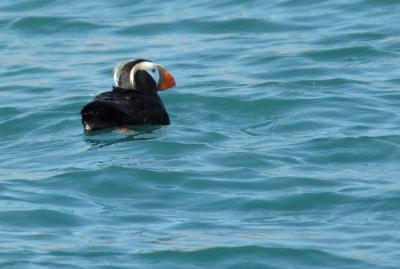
[81,59,176,131]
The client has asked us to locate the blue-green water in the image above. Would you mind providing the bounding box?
[1,0,400,268]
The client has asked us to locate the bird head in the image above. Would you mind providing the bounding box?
[113,59,176,93]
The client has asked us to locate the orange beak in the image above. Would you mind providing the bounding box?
[157,65,176,91]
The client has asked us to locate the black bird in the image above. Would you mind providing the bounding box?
[81,59,176,131]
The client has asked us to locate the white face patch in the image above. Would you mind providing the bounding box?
[129,61,160,89]
[113,60,129,87]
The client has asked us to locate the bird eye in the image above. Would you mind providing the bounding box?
[151,69,156,73]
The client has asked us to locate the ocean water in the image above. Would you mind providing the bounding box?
[1,0,400,268]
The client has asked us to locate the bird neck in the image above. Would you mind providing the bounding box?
[112,86,160,98]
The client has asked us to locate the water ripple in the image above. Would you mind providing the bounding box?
[117,18,310,36]
[9,16,106,34]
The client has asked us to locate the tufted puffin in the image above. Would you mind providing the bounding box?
[81,59,176,131]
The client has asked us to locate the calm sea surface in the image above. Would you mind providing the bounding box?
[1,0,400,268]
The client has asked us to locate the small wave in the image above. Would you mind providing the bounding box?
[140,245,368,268]
[9,16,105,34]
[303,46,394,61]
[0,209,87,228]
[301,135,400,164]
[316,32,387,45]
[117,18,310,36]
[0,0,56,12]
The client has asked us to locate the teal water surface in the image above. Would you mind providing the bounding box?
[1,0,400,268]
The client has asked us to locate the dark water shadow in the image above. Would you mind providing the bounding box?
[83,125,163,150]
